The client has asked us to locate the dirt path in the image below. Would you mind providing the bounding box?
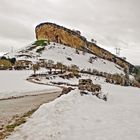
[0,90,62,134]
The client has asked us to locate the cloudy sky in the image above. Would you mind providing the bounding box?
[0,0,139,65]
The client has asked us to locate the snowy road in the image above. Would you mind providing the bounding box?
[0,70,60,99]
[0,90,62,135]
[6,85,140,140]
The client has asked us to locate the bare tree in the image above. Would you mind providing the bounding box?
[56,62,67,73]
[70,64,79,75]
[89,57,93,63]
[48,60,54,74]
[32,63,40,74]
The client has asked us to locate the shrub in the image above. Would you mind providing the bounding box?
[33,40,47,46]
[0,60,12,70]
[70,64,79,75]
[89,57,93,63]
[10,58,16,64]
[36,46,45,53]
[56,62,67,73]
[75,48,80,54]
[62,87,74,95]
[134,66,140,83]
[32,63,40,74]
[1,56,6,60]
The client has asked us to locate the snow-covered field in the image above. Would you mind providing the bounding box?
[7,83,140,140]
[0,70,61,99]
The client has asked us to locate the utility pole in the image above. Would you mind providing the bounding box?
[115,47,121,56]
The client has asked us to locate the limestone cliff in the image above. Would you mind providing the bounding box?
[35,22,134,72]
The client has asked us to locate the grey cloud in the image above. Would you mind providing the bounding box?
[0,15,34,40]
[0,0,140,64]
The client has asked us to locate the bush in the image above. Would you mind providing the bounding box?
[70,65,79,72]
[75,49,80,54]
[32,63,40,74]
[33,40,48,46]
[10,58,16,64]
[62,87,73,94]
[1,56,6,60]
[136,75,140,83]
[89,57,93,63]
[1,57,16,65]
[0,60,12,70]
[36,46,45,53]
[134,66,140,83]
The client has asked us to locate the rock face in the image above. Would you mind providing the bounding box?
[36,23,86,50]
[35,22,134,71]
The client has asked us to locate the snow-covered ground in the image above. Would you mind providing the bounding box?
[7,83,140,140]
[41,43,124,74]
[0,70,61,99]
[37,73,105,86]
[3,41,139,140]
[0,52,7,57]
[5,42,124,75]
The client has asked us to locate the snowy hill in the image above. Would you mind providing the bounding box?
[2,41,140,140]
[5,41,124,75]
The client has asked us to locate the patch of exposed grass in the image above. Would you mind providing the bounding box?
[6,117,26,132]
[33,40,47,46]
[0,108,38,140]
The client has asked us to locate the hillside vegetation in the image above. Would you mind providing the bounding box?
[134,66,140,83]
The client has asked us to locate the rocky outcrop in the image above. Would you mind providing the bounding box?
[35,22,134,72]
[36,23,86,50]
